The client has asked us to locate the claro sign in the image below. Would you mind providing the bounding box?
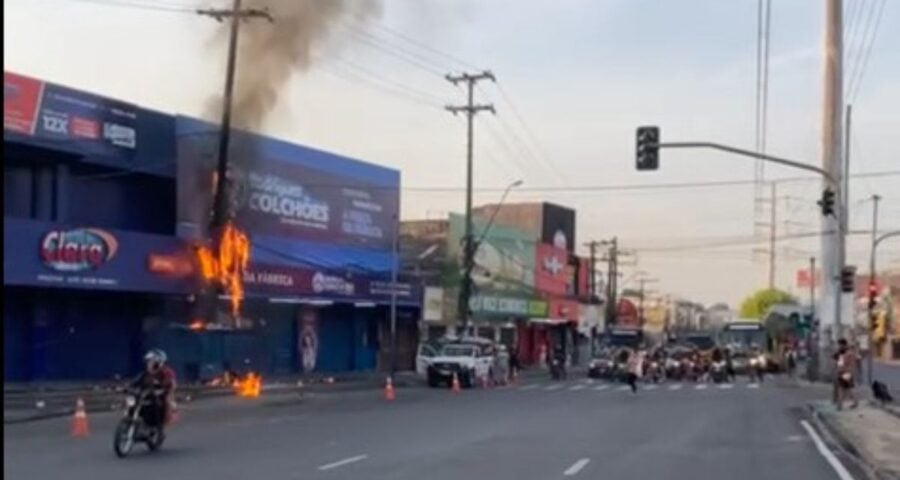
[40,228,118,272]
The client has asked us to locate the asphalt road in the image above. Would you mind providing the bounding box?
[872,360,900,390]
[5,375,849,480]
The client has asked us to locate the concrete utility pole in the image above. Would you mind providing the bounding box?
[446,71,495,335]
[807,256,819,381]
[820,0,846,346]
[768,182,777,289]
[602,238,619,328]
[198,0,273,230]
[866,194,881,384]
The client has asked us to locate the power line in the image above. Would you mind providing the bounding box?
[59,0,198,13]
[348,17,482,71]
[847,0,888,102]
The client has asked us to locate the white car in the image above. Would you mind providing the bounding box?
[425,342,495,388]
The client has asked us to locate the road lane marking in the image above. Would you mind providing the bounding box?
[800,421,855,480]
[695,384,708,390]
[747,383,760,389]
[563,458,591,476]
[617,385,631,392]
[593,385,609,391]
[545,384,563,391]
[317,454,368,471]
[718,384,734,390]
[669,384,683,391]
[570,384,586,391]
[519,384,539,391]
[645,385,658,391]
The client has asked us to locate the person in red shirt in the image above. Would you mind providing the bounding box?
[131,349,177,425]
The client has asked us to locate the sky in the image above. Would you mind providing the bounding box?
[5,0,900,307]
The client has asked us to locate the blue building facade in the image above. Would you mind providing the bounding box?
[3,72,420,382]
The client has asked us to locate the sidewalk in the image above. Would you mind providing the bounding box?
[810,400,900,480]
[4,370,422,425]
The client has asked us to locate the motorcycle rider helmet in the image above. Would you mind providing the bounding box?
[144,349,168,369]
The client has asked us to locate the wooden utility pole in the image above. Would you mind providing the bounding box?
[446,71,495,334]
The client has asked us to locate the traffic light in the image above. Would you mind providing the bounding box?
[818,188,836,217]
[867,281,879,311]
[840,266,856,293]
[636,126,660,171]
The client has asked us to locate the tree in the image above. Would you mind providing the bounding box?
[738,288,797,319]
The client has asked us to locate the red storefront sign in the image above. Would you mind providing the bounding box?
[548,298,579,322]
[3,72,43,135]
[535,243,569,296]
[616,298,639,327]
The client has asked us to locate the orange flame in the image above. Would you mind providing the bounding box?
[233,372,261,398]
[195,222,251,317]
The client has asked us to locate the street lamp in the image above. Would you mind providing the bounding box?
[459,179,523,335]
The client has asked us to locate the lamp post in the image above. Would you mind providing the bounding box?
[459,179,523,336]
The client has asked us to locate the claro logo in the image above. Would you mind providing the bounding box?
[40,228,119,272]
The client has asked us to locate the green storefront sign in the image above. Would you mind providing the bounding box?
[469,294,548,318]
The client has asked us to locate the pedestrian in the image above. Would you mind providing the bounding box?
[834,338,859,410]
[508,346,520,383]
[785,345,797,378]
[626,349,644,394]
[724,347,736,383]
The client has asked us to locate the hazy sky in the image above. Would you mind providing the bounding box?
[5,0,899,306]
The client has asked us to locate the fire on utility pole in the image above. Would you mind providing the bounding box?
[445,71,495,335]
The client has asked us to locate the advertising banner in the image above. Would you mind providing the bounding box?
[535,243,570,296]
[241,263,420,306]
[541,203,575,252]
[422,287,444,322]
[469,294,548,318]
[3,218,195,294]
[4,72,138,158]
[176,117,400,271]
[447,213,535,295]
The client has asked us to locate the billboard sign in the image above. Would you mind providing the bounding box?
[176,117,400,272]
[4,72,138,158]
[4,218,195,294]
[469,294,548,318]
[541,203,576,252]
[535,243,569,296]
[447,213,535,295]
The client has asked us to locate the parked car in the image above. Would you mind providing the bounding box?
[426,340,495,388]
[587,351,616,379]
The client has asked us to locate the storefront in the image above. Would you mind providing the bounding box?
[3,219,196,381]
[174,116,420,375]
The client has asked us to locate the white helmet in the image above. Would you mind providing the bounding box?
[144,349,167,365]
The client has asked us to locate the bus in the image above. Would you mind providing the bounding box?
[719,320,768,353]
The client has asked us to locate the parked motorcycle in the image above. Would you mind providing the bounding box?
[550,357,567,381]
[113,388,167,458]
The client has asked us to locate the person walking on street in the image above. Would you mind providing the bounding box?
[626,349,644,394]
[508,346,520,383]
[834,339,859,410]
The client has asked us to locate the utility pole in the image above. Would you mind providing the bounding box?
[768,182,777,289]
[585,241,599,299]
[821,0,846,349]
[603,238,619,328]
[446,71,495,335]
[808,256,819,381]
[866,194,881,385]
[198,0,273,230]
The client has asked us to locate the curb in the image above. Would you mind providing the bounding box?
[807,403,900,480]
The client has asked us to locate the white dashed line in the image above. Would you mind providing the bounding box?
[563,458,591,476]
[317,454,368,471]
[545,384,563,391]
[570,384,586,391]
[695,384,708,390]
[617,385,631,392]
[519,384,539,391]
[645,385,658,391]
[718,384,734,390]
[669,384,683,391]
[593,385,610,391]
[747,383,760,389]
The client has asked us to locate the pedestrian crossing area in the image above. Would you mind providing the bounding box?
[511,379,770,396]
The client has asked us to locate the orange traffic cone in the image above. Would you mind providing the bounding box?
[451,372,461,393]
[71,398,90,438]
[384,376,395,401]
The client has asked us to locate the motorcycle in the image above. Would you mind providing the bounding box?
[644,361,664,384]
[113,388,167,458]
[748,354,767,383]
[710,360,728,383]
[664,358,683,381]
[549,357,567,381]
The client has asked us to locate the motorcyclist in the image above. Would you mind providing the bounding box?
[131,349,177,425]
